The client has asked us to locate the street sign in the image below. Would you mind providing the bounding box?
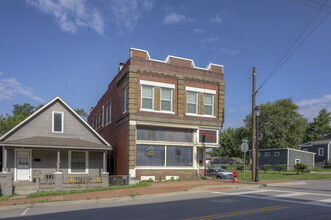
[240,143,249,153]
[242,137,249,143]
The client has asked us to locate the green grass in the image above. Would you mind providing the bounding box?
[27,182,151,198]
[0,195,13,201]
[237,170,331,181]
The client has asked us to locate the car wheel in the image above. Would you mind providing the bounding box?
[216,176,222,179]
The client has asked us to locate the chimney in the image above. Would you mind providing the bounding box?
[118,62,125,72]
[90,107,94,113]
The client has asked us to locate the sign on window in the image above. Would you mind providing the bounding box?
[199,129,217,144]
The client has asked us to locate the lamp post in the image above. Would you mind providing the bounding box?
[255,105,261,182]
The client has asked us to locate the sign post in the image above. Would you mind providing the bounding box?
[240,140,249,180]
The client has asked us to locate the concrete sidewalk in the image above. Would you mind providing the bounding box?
[0,179,305,209]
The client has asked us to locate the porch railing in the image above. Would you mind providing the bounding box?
[62,174,102,188]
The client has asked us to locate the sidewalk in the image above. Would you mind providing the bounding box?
[0,179,305,208]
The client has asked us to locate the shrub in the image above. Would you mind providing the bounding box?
[236,165,244,170]
[294,163,307,174]
[263,164,271,173]
[221,164,229,169]
[277,164,287,173]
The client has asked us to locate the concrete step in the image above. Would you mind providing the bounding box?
[14,182,37,195]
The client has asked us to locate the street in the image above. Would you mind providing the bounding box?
[1,180,331,219]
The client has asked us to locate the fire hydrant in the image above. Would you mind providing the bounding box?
[232,170,238,183]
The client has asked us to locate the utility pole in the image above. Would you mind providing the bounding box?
[251,67,257,182]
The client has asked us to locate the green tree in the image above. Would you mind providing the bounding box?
[245,98,308,149]
[210,127,249,158]
[0,103,42,136]
[74,108,88,120]
[304,108,331,142]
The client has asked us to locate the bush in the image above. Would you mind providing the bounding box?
[263,164,271,173]
[294,163,308,174]
[236,165,244,170]
[221,164,229,169]
[277,164,287,173]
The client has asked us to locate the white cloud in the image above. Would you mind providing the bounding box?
[296,94,331,121]
[193,28,204,34]
[210,14,223,24]
[199,37,219,44]
[0,73,44,102]
[163,12,191,25]
[110,0,154,30]
[26,0,104,35]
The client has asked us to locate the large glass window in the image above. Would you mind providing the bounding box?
[203,94,214,115]
[198,129,218,144]
[53,112,63,133]
[166,146,193,166]
[141,86,154,109]
[70,151,87,173]
[161,88,172,111]
[136,145,165,166]
[137,127,193,142]
[187,92,198,114]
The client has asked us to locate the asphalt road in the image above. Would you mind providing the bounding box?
[1,180,331,220]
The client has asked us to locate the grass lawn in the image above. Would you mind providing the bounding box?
[236,170,331,181]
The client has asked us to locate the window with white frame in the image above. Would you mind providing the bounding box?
[295,159,300,164]
[265,152,270,157]
[52,111,64,133]
[203,94,214,115]
[187,91,198,114]
[318,148,324,156]
[101,106,104,127]
[274,152,280,156]
[123,85,128,113]
[105,101,111,125]
[69,151,88,173]
[141,85,154,109]
[160,88,173,111]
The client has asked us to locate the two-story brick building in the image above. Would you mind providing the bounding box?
[88,48,225,181]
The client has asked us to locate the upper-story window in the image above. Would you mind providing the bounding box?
[187,91,198,114]
[141,85,154,109]
[161,88,173,111]
[139,80,175,114]
[203,94,214,115]
[52,111,64,133]
[123,85,128,113]
[185,86,216,118]
[105,101,111,125]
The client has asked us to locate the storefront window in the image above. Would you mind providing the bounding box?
[166,146,192,166]
[136,145,165,166]
[137,127,193,142]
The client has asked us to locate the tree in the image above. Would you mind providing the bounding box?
[210,127,249,158]
[304,108,331,143]
[245,98,308,149]
[74,108,88,120]
[0,103,42,136]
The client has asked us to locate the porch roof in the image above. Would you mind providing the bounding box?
[0,136,112,150]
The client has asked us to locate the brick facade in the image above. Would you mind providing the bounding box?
[88,48,225,180]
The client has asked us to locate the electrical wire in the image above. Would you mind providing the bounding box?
[291,0,331,12]
[256,0,330,94]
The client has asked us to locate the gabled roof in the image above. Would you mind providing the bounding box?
[0,96,111,149]
[300,133,331,146]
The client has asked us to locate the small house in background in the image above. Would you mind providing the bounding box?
[205,153,244,167]
[300,134,331,166]
[250,148,315,170]
[0,97,111,195]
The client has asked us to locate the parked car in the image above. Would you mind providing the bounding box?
[207,168,233,179]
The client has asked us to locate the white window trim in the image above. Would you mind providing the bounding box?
[68,150,89,174]
[160,87,173,112]
[140,80,175,89]
[185,86,216,95]
[105,101,112,125]
[140,108,175,114]
[187,91,198,114]
[52,111,64,133]
[203,94,215,116]
[197,129,219,145]
[141,85,154,110]
[185,113,216,118]
[318,148,324,156]
[265,152,270,157]
[101,106,105,127]
[295,159,300,164]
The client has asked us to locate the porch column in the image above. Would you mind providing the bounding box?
[2,147,7,172]
[103,151,107,173]
[56,150,60,173]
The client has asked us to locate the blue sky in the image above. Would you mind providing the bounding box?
[1,0,331,129]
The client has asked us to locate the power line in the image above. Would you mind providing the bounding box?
[256,0,330,94]
[291,0,331,12]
